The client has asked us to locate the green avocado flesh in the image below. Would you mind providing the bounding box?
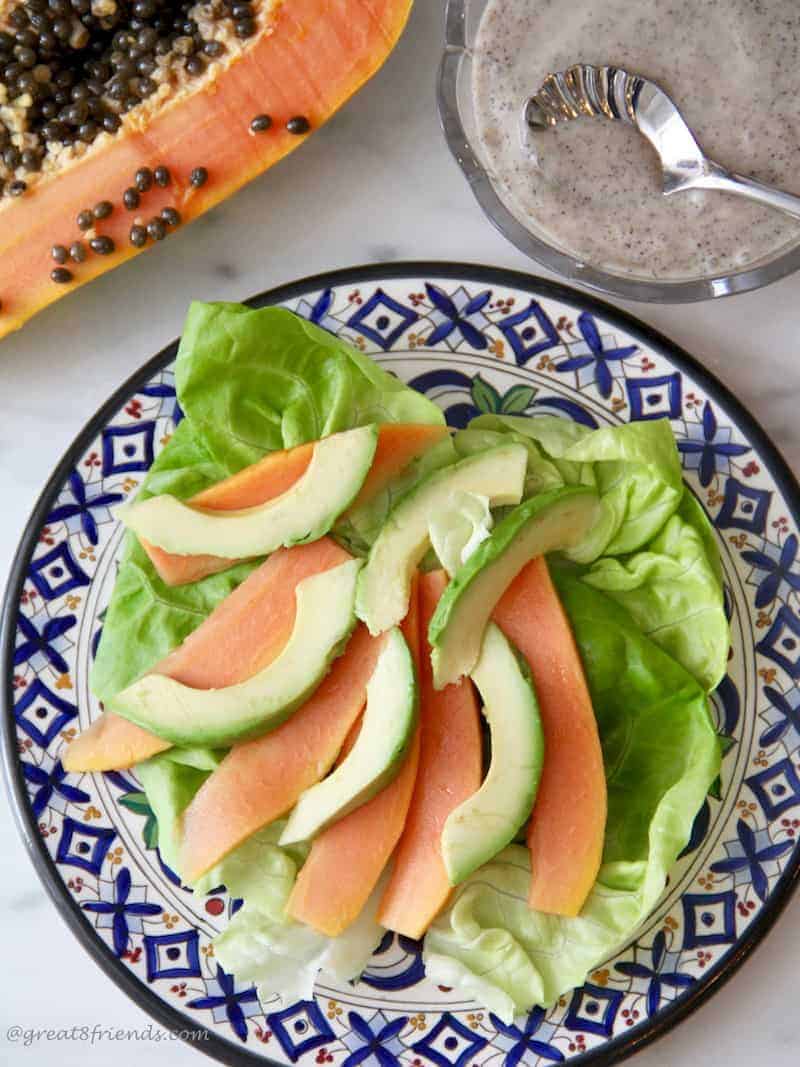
[279,626,417,845]
[118,425,379,558]
[109,560,362,746]
[356,444,527,636]
[441,623,544,885]
[429,487,601,688]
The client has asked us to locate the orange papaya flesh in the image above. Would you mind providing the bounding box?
[345,424,449,513]
[62,537,350,772]
[141,440,315,586]
[378,570,483,939]
[144,423,448,587]
[61,712,173,773]
[492,556,607,917]
[0,0,413,340]
[178,624,386,882]
[286,575,422,937]
[190,445,315,511]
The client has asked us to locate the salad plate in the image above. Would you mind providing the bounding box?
[3,262,800,1066]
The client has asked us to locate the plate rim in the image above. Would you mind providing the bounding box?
[3,260,800,1067]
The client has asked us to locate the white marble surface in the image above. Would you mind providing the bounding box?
[1,3,799,1065]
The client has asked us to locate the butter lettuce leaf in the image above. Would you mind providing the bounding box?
[423,577,720,1020]
[91,304,444,702]
[564,420,684,558]
[135,751,211,876]
[467,414,683,560]
[460,411,722,690]
[677,487,725,586]
[429,490,494,575]
[214,870,388,1007]
[453,427,567,497]
[581,492,728,691]
[176,302,445,471]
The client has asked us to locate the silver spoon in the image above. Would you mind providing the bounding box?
[524,64,800,220]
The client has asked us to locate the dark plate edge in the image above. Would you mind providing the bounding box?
[2,260,798,1067]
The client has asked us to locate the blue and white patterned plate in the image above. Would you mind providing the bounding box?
[3,264,800,1067]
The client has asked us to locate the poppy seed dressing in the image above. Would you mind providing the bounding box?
[472,0,800,279]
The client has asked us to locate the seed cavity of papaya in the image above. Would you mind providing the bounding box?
[0,0,273,200]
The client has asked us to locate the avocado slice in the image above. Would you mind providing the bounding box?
[109,560,362,746]
[118,425,379,558]
[356,444,527,635]
[429,487,601,688]
[441,623,543,885]
[279,627,417,844]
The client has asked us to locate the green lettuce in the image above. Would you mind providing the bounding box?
[453,413,723,692]
[678,487,725,586]
[423,577,720,1020]
[467,414,684,560]
[136,752,212,875]
[176,302,445,470]
[581,491,728,692]
[453,427,567,498]
[91,304,444,703]
[214,870,388,1006]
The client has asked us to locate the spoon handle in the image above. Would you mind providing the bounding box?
[698,160,800,221]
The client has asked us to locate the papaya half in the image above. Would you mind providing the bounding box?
[0,0,413,340]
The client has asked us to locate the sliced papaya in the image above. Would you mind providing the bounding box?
[61,712,172,773]
[378,570,482,939]
[347,424,450,514]
[143,441,316,586]
[492,556,607,917]
[109,559,361,746]
[0,0,413,340]
[286,575,422,937]
[144,423,449,586]
[62,537,350,772]
[178,624,386,882]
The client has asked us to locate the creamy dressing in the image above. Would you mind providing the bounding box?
[472,0,800,280]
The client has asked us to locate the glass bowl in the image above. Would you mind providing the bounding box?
[437,0,800,303]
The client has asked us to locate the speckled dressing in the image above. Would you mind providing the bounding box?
[472,0,800,280]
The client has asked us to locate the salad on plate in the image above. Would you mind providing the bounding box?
[64,301,728,1022]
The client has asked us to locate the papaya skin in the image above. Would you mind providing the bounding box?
[0,0,413,340]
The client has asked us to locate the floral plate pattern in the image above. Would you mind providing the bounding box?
[3,264,800,1067]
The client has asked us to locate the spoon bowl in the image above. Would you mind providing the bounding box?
[525,64,800,218]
